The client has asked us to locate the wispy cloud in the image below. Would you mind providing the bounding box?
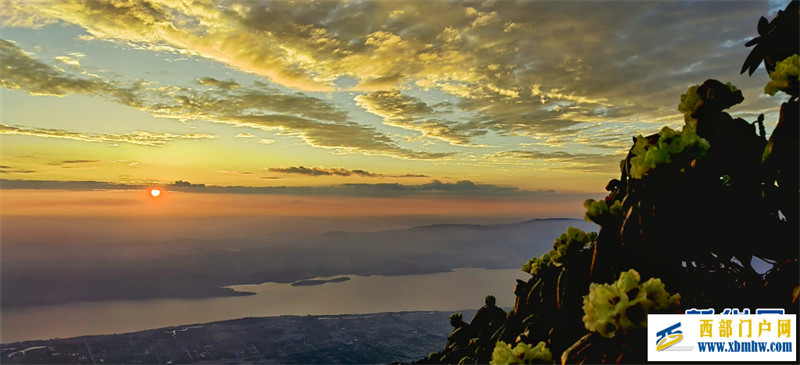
[47,159,101,168]
[0,40,444,159]
[0,125,209,148]
[54,53,84,67]
[0,39,135,100]
[196,77,241,90]
[270,166,381,177]
[269,165,427,178]
[0,165,37,174]
[0,179,136,191]
[0,124,216,146]
[216,170,254,176]
[355,90,486,146]
[0,178,551,198]
[491,150,625,174]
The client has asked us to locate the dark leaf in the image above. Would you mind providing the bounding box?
[744,37,760,47]
[757,16,770,35]
[741,45,765,75]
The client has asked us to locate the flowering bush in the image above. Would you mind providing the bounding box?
[522,227,596,275]
[629,126,709,179]
[490,341,553,365]
[678,82,739,128]
[449,312,463,327]
[582,269,680,338]
[678,85,702,129]
[764,54,799,95]
[583,198,624,225]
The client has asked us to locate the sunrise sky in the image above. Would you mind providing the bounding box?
[0,0,792,221]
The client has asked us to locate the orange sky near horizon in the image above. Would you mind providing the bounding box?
[0,188,593,219]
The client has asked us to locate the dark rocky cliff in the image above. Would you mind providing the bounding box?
[414,2,799,364]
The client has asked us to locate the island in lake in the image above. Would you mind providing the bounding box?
[291,276,351,286]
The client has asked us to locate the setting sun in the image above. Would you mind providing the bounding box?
[149,188,161,198]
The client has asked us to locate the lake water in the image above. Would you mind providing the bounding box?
[1,268,529,343]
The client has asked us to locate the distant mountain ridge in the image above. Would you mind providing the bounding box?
[1,218,597,307]
[411,217,578,230]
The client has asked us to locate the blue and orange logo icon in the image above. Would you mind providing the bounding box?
[656,322,683,351]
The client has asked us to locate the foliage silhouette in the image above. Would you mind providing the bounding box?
[413,2,798,364]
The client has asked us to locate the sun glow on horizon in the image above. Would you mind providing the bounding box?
[150,188,162,198]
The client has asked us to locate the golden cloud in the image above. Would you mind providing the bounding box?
[0,40,443,159]
[355,90,487,146]
[0,124,217,146]
[1,0,784,168]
